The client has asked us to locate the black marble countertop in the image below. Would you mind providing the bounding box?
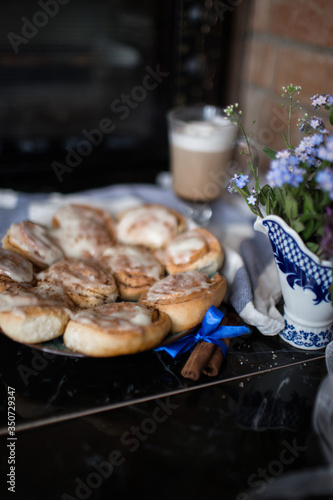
[0,313,329,500]
[0,312,325,434]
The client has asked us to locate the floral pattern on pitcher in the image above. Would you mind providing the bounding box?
[282,320,332,349]
[263,219,332,305]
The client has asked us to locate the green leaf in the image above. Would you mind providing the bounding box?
[329,105,333,126]
[266,193,271,215]
[298,213,315,221]
[285,194,298,220]
[302,192,314,213]
[258,184,269,206]
[301,218,315,240]
[306,241,319,254]
[259,191,266,206]
[262,147,277,160]
[261,184,271,196]
[273,187,285,213]
[314,220,325,237]
[291,219,305,233]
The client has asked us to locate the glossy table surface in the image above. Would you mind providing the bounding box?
[0,310,325,434]
[0,327,328,500]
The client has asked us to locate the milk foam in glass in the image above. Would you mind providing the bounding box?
[167,106,237,202]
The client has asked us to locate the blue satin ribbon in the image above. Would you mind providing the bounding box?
[155,305,251,359]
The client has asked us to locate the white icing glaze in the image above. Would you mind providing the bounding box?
[74,303,152,330]
[54,205,85,224]
[54,204,111,225]
[146,270,211,302]
[0,249,34,282]
[0,288,39,311]
[37,260,116,293]
[109,307,151,326]
[117,207,179,248]
[102,245,162,280]
[9,221,63,266]
[51,205,114,259]
[0,282,73,315]
[50,225,106,259]
[167,235,205,264]
[34,282,71,303]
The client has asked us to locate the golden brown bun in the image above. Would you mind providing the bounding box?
[63,302,171,357]
[158,227,224,275]
[116,203,187,250]
[2,221,64,270]
[0,249,36,293]
[0,281,35,298]
[0,306,71,344]
[37,259,118,308]
[139,270,227,333]
[51,203,117,259]
[0,248,35,287]
[99,244,164,301]
[0,282,75,343]
[0,281,11,293]
[0,201,227,349]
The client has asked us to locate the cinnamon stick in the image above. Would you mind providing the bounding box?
[180,341,216,381]
[181,311,241,381]
[202,338,231,377]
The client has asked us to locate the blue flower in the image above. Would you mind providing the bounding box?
[235,174,249,189]
[247,194,256,205]
[316,167,333,199]
[228,174,250,191]
[267,156,305,188]
[289,167,306,187]
[287,155,301,167]
[276,149,291,160]
[228,175,238,193]
[311,94,333,109]
[317,135,333,163]
[226,86,333,250]
[310,118,320,128]
[311,133,324,147]
[299,116,326,134]
[295,136,323,166]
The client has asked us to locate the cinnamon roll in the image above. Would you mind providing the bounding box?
[0,282,75,344]
[37,259,118,308]
[2,220,64,269]
[140,270,227,333]
[51,203,117,259]
[158,227,224,275]
[63,302,171,357]
[99,244,164,301]
[116,204,187,250]
[0,248,35,291]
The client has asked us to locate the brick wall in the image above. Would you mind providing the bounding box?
[228,0,333,170]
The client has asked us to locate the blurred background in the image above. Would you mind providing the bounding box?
[0,0,332,193]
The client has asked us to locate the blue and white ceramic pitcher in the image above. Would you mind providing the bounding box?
[254,214,333,350]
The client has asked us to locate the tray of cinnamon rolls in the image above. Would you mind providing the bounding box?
[0,202,227,357]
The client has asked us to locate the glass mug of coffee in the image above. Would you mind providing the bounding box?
[167,105,237,223]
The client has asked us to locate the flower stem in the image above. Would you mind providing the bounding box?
[288,101,292,147]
